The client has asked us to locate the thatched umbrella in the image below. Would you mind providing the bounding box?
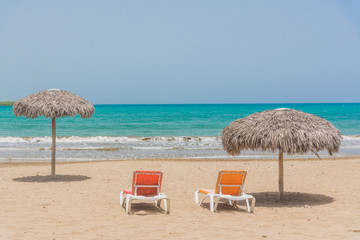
[222,108,341,199]
[13,89,95,179]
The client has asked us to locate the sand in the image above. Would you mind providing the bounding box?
[0,157,359,240]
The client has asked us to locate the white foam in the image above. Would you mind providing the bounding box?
[0,136,220,144]
[341,135,360,141]
[0,147,39,151]
[132,146,173,150]
[1,135,359,162]
[338,145,360,149]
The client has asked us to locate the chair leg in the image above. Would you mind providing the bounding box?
[199,195,208,206]
[195,190,199,204]
[246,199,250,212]
[156,199,162,208]
[250,197,256,213]
[125,197,132,214]
[164,198,170,214]
[120,191,124,206]
[245,198,256,213]
[128,199,132,214]
[214,197,220,212]
[209,194,215,212]
[229,200,237,207]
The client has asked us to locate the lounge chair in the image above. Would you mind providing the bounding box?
[195,170,256,213]
[120,170,170,214]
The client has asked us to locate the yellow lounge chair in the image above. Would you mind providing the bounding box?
[195,170,256,212]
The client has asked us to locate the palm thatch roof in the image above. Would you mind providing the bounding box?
[222,108,342,156]
[12,89,94,179]
[13,89,95,119]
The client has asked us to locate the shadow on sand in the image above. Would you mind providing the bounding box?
[13,174,91,183]
[250,191,334,207]
[199,191,334,212]
[199,202,250,213]
[122,202,168,215]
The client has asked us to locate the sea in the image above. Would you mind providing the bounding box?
[0,103,359,162]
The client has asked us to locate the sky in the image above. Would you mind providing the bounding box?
[0,0,359,104]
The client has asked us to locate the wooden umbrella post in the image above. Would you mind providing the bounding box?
[278,149,284,200]
[12,90,95,179]
[51,117,56,179]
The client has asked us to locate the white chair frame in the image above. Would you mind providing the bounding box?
[195,171,256,213]
[120,171,170,214]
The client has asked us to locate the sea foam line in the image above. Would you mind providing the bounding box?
[0,136,220,143]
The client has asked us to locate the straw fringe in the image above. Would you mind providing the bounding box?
[13,90,95,119]
[221,109,342,156]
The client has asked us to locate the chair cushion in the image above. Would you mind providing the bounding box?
[199,189,214,195]
[215,170,247,195]
[133,171,162,196]
[123,189,132,194]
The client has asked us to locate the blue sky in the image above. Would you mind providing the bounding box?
[0,0,359,104]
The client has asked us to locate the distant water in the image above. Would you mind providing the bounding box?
[0,103,359,161]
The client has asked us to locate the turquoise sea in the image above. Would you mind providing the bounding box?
[0,103,359,161]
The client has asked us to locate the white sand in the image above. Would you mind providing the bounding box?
[0,158,359,240]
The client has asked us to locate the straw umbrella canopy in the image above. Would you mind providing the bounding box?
[13,89,95,179]
[221,108,342,199]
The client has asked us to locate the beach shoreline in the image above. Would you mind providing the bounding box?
[2,134,360,162]
[1,157,359,239]
[1,155,360,167]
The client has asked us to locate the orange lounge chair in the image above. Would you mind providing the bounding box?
[120,171,170,214]
[195,170,255,212]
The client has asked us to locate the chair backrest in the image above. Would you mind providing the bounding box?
[215,170,247,196]
[132,171,163,196]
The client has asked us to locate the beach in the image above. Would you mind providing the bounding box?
[1,103,360,239]
[1,157,359,240]
[2,1,360,239]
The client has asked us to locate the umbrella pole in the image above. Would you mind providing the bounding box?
[278,149,284,200]
[51,118,56,179]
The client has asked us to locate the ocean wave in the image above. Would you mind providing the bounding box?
[0,136,220,143]
[0,135,358,145]
[341,135,360,141]
[0,147,43,151]
[1,135,359,162]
